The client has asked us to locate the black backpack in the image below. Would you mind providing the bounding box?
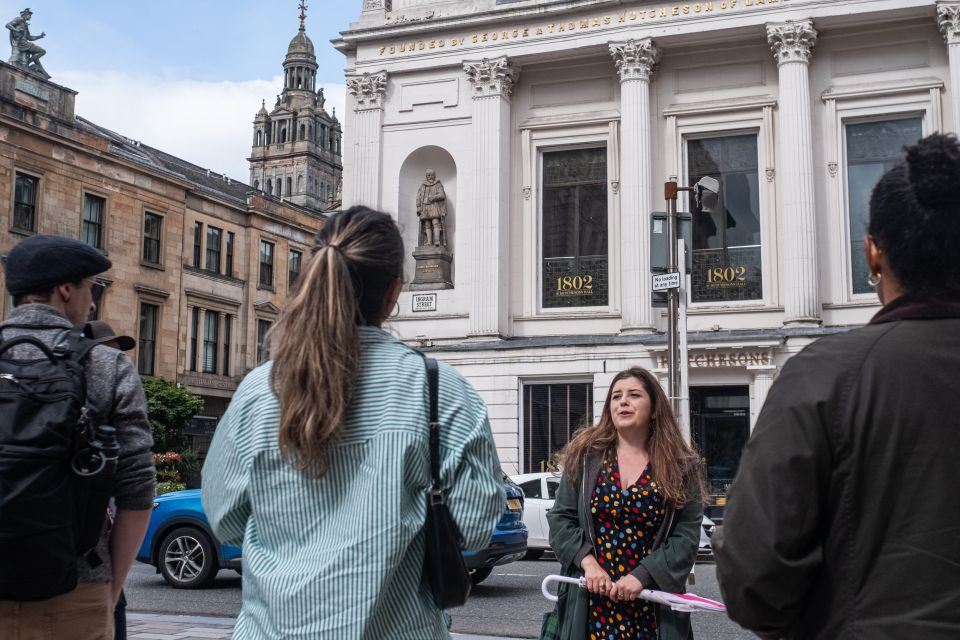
[0,327,120,601]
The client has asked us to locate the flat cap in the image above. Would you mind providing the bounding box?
[5,234,112,295]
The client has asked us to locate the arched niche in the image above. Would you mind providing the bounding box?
[399,146,457,288]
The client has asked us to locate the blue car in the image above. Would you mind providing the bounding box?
[137,489,241,589]
[139,476,527,589]
[462,474,528,585]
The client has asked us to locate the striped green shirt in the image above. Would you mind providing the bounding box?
[201,326,504,639]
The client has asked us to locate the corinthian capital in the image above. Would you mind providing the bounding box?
[346,71,388,110]
[463,57,518,99]
[938,3,960,44]
[767,20,818,65]
[609,38,661,82]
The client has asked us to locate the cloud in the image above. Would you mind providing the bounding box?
[56,70,346,185]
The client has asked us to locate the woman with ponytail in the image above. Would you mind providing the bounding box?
[716,133,960,639]
[547,367,706,640]
[202,206,504,639]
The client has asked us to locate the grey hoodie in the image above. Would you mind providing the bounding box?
[0,304,156,583]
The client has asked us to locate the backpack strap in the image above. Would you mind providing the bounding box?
[425,357,442,493]
[56,325,99,366]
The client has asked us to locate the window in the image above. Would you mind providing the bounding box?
[138,303,158,376]
[541,148,609,308]
[687,133,763,303]
[845,118,922,295]
[13,173,38,232]
[205,226,222,273]
[225,232,235,278]
[189,307,200,372]
[286,177,293,196]
[256,319,272,364]
[88,280,105,322]
[222,315,231,376]
[519,480,542,499]
[142,213,162,265]
[193,222,203,267]
[289,249,302,289]
[202,310,219,373]
[259,240,274,287]
[82,194,105,249]
[523,382,593,473]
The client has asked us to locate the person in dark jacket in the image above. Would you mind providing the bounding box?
[713,133,960,639]
[547,367,705,640]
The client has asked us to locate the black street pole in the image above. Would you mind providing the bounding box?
[664,181,681,418]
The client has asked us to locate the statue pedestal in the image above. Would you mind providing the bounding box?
[410,245,453,290]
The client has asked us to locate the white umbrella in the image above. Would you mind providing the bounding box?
[541,575,727,614]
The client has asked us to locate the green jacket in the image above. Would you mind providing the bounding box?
[547,452,702,640]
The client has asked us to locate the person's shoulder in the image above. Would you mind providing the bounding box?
[786,324,894,373]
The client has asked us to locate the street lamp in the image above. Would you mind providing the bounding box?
[662,176,719,422]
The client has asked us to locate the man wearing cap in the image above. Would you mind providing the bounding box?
[0,235,155,639]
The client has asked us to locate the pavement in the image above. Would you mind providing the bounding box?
[127,612,522,639]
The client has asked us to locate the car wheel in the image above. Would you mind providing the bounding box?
[524,549,544,561]
[158,526,217,589]
[470,567,493,585]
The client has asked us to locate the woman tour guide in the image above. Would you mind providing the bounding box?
[201,206,505,639]
[547,367,707,640]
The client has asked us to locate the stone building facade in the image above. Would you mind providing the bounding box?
[0,61,324,426]
[337,0,960,516]
[249,14,344,211]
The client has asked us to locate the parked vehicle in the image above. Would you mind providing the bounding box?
[511,472,715,559]
[140,474,528,589]
[462,474,529,585]
[136,489,241,589]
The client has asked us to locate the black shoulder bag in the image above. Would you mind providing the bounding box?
[422,357,472,609]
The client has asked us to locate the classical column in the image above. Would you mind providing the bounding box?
[610,39,660,333]
[938,3,960,132]
[463,56,518,338]
[749,366,777,430]
[768,20,821,325]
[345,71,387,208]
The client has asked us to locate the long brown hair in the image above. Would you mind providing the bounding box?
[558,367,706,507]
[269,206,403,475]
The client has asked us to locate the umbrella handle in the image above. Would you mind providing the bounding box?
[541,575,584,602]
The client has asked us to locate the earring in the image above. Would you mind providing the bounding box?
[389,302,400,319]
[867,273,882,287]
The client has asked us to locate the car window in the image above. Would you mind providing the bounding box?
[547,477,560,500]
[519,480,541,499]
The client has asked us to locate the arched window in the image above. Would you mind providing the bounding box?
[254,179,260,190]
[300,124,306,141]
[278,179,283,197]
[286,177,293,195]
[266,179,273,195]
[255,130,262,146]
[297,175,303,192]
[280,127,287,144]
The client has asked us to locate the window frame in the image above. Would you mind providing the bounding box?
[521,122,620,318]
[256,318,273,365]
[193,221,203,268]
[11,170,40,234]
[81,191,107,250]
[205,225,222,274]
[137,302,159,376]
[519,377,595,474]
[821,80,939,307]
[202,309,219,374]
[665,100,777,312]
[259,239,275,288]
[142,211,164,267]
[288,248,303,290]
[225,231,235,278]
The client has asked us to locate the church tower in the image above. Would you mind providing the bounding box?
[248,1,342,211]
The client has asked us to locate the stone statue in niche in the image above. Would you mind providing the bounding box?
[411,168,453,291]
[6,8,48,79]
[416,169,447,247]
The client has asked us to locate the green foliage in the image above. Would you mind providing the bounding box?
[142,377,204,452]
[156,481,187,495]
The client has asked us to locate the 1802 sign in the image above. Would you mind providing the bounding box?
[555,274,594,296]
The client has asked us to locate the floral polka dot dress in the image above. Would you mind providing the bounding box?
[588,455,666,640]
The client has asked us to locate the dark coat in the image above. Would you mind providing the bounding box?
[547,451,702,640]
[714,297,960,640]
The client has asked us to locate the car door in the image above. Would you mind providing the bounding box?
[541,476,560,545]
[518,479,547,548]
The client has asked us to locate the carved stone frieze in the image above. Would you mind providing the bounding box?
[609,38,661,82]
[363,0,391,10]
[463,57,518,99]
[766,20,818,65]
[937,3,960,45]
[346,71,388,110]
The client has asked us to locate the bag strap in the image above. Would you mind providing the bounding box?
[426,358,441,488]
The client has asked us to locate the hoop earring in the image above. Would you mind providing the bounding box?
[389,302,400,319]
[867,273,882,288]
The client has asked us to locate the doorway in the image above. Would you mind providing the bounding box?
[690,386,750,522]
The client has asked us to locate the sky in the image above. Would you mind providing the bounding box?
[3,1,360,182]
